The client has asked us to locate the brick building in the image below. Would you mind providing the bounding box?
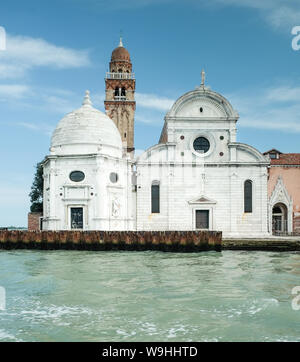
[28,212,43,231]
[264,149,300,235]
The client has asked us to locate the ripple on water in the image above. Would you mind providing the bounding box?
[0,250,299,341]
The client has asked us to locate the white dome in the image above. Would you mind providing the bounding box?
[51,91,122,157]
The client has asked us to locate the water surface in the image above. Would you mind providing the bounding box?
[0,250,299,341]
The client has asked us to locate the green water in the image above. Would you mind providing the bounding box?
[0,250,299,342]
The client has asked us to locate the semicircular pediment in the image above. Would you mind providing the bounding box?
[167,88,238,119]
[176,96,227,118]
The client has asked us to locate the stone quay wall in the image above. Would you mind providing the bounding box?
[223,238,300,251]
[0,230,222,252]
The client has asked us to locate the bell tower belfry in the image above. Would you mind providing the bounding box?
[104,37,136,154]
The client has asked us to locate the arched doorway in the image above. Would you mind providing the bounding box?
[272,203,287,235]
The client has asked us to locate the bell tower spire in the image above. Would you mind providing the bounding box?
[119,30,123,47]
[104,37,136,155]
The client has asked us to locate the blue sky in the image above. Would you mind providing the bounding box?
[1,0,300,226]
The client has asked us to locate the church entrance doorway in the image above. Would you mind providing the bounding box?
[272,203,287,235]
[71,207,83,229]
[196,210,209,229]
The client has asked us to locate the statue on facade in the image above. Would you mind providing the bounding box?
[112,198,121,217]
[201,69,205,86]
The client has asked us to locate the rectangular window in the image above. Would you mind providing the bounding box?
[70,207,83,229]
[196,210,209,229]
[151,184,160,213]
[39,217,43,231]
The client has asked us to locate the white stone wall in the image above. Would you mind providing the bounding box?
[135,87,270,237]
[43,86,270,237]
[43,154,135,231]
[136,149,269,237]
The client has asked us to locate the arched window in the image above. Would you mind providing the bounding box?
[114,87,119,97]
[244,180,253,213]
[151,181,160,213]
[272,203,287,233]
[121,87,126,97]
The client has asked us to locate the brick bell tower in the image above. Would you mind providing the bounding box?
[104,37,136,154]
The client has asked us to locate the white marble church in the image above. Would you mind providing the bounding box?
[42,39,270,237]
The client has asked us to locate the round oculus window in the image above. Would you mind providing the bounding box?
[69,171,85,182]
[110,172,118,183]
[193,137,210,153]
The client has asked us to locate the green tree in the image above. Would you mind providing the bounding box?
[29,161,44,213]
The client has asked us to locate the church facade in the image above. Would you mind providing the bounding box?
[41,40,270,237]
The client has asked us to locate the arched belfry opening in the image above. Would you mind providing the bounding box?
[104,37,136,154]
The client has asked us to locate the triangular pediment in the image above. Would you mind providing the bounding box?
[188,195,217,205]
[269,176,292,206]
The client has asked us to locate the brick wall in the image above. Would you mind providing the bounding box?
[0,230,222,252]
[28,212,42,231]
[294,215,300,234]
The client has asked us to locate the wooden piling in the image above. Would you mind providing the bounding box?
[0,230,222,252]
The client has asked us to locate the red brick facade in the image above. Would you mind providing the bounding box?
[28,212,42,231]
[104,41,136,153]
[264,149,300,234]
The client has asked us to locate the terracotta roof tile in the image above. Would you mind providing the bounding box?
[270,153,300,165]
[111,46,130,62]
[263,148,282,155]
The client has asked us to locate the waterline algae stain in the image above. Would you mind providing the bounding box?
[0,230,222,252]
[0,250,299,342]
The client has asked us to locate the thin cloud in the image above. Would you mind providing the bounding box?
[265,86,300,102]
[41,94,78,114]
[7,121,54,136]
[227,84,300,133]
[136,92,174,111]
[0,33,91,79]
[16,122,40,130]
[81,0,174,10]
[79,0,300,29]
[135,114,161,125]
[0,83,81,115]
[92,92,106,108]
[0,84,31,99]
[211,0,300,29]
